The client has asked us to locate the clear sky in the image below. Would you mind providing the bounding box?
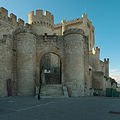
[0,0,120,83]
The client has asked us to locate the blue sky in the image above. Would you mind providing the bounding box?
[0,0,120,83]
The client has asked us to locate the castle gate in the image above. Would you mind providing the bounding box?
[40,52,61,85]
[35,36,64,97]
[13,28,85,97]
[35,34,64,88]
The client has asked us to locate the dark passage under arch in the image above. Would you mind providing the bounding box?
[40,53,61,85]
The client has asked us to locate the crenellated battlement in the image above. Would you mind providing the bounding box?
[10,13,17,23]
[0,6,116,98]
[95,47,100,55]
[82,13,87,19]
[62,18,83,26]
[28,9,54,26]
[94,47,100,58]
[61,18,83,24]
[54,22,62,28]
[96,47,100,51]
[104,58,109,63]
[104,58,109,76]
[82,13,95,31]
[18,18,24,26]
[54,13,94,32]
[54,18,83,29]
[0,7,8,18]
[0,7,25,26]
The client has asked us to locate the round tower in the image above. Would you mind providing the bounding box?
[104,58,109,77]
[94,47,101,71]
[29,10,54,35]
[63,28,85,97]
[15,28,36,96]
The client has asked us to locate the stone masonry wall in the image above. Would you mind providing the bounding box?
[29,10,54,35]
[0,35,13,97]
[54,14,95,52]
[36,34,63,85]
[15,32,36,96]
[63,28,85,97]
[0,7,114,97]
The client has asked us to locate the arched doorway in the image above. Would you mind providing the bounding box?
[40,53,61,85]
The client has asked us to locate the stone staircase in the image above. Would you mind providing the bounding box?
[45,73,60,84]
[40,84,65,98]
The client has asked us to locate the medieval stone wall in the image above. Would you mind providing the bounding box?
[0,7,25,39]
[15,30,36,96]
[0,7,116,97]
[92,71,104,90]
[63,29,85,97]
[0,35,13,97]
[29,10,54,35]
[54,14,95,52]
[89,47,101,71]
[36,34,63,85]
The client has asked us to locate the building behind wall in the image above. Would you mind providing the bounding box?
[0,7,117,97]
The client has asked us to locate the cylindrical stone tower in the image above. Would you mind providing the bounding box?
[94,47,101,71]
[15,29,36,96]
[28,10,54,35]
[104,58,109,77]
[63,28,85,97]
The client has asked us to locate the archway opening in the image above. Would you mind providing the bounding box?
[40,53,61,85]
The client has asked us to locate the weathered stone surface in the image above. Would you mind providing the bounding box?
[63,29,85,97]
[40,84,64,97]
[0,7,117,97]
[16,32,36,96]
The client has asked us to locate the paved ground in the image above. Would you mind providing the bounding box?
[0,96,120,120]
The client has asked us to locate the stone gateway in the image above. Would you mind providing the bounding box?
[0,7,117,97]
